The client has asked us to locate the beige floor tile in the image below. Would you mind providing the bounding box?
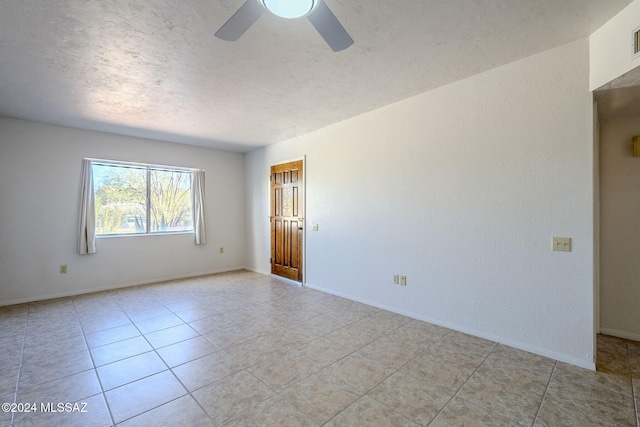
[123,306,173,323]
[0,304,29,318]
[384,320,450,353]
[85,323,140,349]
[172,351,243,392]
[325,323,385,350]
[22,333,87,358]
[0,365,19,396]
[223,396,318,427]
[19,349,94,388]
[597,335,631,375]
[535,373,636,427]
[287,337,355,368]
[189,313,239,335]
[90,335,153,367]
[175,306,221,323]
[161,298,203,312]
[144,323,199,349]
[281,371,361,425]
[192,370,275,425]
[431,397,521,427]
[13,393,112,427]
[156,336,220,367]
[368,370,453,426]
[105,370,187,423]
[629,341,640,376]
[224,334,296,368]
[356,310,413,334]
[17,370,101,406]
[0,319,26,339]
[428,331,496,367]
[457,366,547,426]
[134,313,184,334]
[325,352,396,394]
[295,314,353,336]
[482,345,556,383]
[0,393,14,427]
[80,313,132,334]
[554,362,633,396]
[249,353,320,392]
[402,351,476,395]
[97,351,168,390]
[118,395,214,427]
[358,336,419,369]
[203,323,260,349]
[3,272,637,427]
[325,395,418,426]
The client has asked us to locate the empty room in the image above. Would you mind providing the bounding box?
[1,0,639,426]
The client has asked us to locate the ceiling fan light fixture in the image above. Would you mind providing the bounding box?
[260,0,317,19]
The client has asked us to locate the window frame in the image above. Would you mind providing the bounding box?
[90,159,197,238]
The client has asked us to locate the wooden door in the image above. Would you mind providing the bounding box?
[271,160,304,282]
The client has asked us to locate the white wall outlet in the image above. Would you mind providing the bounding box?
[400,276,407,286]
[552,237,571,252]
[60,265,67,274]
[312,224,319,231]
[393,274,399,284]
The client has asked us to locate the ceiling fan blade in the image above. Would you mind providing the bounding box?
[215,0,265,41]
[307,1,353,52]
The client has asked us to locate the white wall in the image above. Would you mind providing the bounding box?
[599,116,640,341]
[0,118,245,304]
[246,39,596,368]
[590,0,640,90]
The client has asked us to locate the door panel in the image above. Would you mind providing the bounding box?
[271,160,303,282]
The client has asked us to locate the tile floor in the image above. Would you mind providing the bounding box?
[0,270,638,426]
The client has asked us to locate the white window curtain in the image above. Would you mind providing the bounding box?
[78,158,96,254]
[192,169,207,245]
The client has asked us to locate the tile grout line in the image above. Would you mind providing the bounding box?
[531,360,558,427]
[71,295,118,427]
[426,340,500,426]
[9,305,30,427]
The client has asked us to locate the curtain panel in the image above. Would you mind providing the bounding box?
[78,158,97,254]
[192,169,207,245]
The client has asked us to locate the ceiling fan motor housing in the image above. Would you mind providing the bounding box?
[259,0,320,19]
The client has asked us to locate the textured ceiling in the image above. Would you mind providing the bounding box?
[0,0,634,152]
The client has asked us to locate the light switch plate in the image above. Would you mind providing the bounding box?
[553,237,571,252]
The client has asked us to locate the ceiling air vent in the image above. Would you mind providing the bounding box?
[634,26,640,58]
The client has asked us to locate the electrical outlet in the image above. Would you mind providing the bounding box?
[219,247,224,254]
[60,265,67,274]
[393,274,399,284]
[400,276,407,286]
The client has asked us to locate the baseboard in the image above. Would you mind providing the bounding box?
[0,266,245,307]
[600,328,640,342]
[305,281,596,371]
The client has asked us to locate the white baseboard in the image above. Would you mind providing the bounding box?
[304,281,596,371]
[600,328,640,342]
[0,266,245,307]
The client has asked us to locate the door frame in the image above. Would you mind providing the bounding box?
[269,155,306,286]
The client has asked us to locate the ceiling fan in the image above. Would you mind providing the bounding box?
[214,0,353,52]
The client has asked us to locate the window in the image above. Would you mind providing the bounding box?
[92,161,194,236]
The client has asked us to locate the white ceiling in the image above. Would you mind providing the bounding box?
[0,0,634,152]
